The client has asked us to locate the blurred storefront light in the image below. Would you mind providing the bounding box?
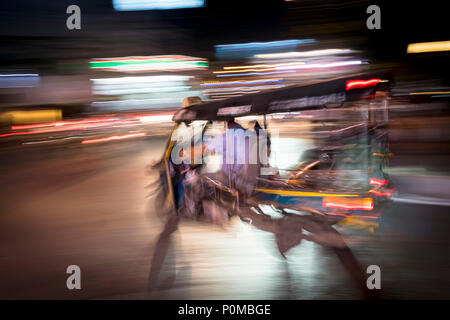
[89,56,208,73]
[407,41,450,54]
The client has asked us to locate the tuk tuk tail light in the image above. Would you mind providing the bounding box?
[369,178,389,186]
[323,197,374,211]
[346,79,381,90]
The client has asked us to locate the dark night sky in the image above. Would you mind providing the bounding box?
[0,1,448,65]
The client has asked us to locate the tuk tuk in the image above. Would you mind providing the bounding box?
[152,72,393,237]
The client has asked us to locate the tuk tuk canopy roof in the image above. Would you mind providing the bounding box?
[173,72,391,122]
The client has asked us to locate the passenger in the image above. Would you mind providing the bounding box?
[203,119,274,197]
[224,119,255,197]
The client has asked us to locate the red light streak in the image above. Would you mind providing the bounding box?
[369,178,388,186]
[323,197,374,211]
[10,118,116,130]
[0,126,85,138]
[81,132,146,144]
[346,79,381,90]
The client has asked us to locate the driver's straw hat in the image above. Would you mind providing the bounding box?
[182,96,203,108]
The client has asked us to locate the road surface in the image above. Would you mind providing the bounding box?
[1,137,450,299]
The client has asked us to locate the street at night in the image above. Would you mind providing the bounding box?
[1,0,450,306]
[2,130,450,299]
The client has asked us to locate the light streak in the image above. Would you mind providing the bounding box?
[254,188,359,197]
[215,39,315,50]
[369,178,388,186]
[323,197,374,211]
[0,126,86,138]
[113,0,205,11]
[202,85,284,92]
[407,41,450,54]
[346,78,381,90]
[254,49,354,59]
[81,132,146,144]
[201,79,283,87]
[216,70,296,77]
[90,56,207,72]
[90,75,193,84]
[409,91,450,95]
[10,118,116,130]
[276,60,362,70]
[0,73,39,77]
